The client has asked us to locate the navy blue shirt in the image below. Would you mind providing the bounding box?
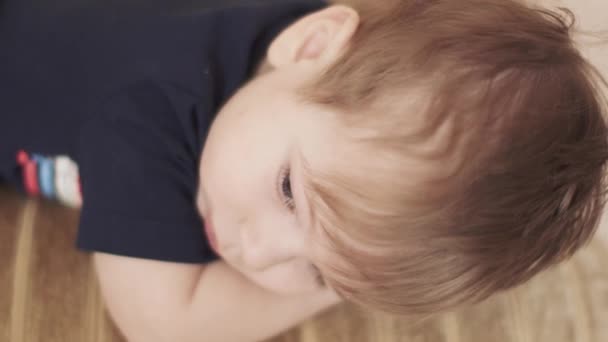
[0,0,325,263]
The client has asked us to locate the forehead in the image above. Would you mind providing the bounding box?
[290,103,350,169]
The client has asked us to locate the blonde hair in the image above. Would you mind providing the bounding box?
[301,0,608,315]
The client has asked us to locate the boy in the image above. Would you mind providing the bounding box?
[1,0,607,341]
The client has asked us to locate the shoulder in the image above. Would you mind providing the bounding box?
[96,81,191,124]
[76,81,215,263]
[83,80,206,152]
[77,81,202,209]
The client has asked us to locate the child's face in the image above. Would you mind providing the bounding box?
[197,65,339,295]
[197,4,358,295]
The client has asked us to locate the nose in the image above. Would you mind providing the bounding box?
[239,222,300,271]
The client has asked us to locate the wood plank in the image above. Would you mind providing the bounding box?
[0,188,27,342]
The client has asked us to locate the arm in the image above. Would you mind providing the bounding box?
[94,253,341,342]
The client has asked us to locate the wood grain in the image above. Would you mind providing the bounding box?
[3,184,606,342]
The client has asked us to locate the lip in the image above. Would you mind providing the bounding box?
[204,216,219,254]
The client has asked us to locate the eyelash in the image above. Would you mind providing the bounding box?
[278,165,295,211]
[311,264,325,287]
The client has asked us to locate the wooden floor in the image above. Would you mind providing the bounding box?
[1,187,608,342]
[0,189,123,342]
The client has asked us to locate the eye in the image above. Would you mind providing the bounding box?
[279,165,295,211]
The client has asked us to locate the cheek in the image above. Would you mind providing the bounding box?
[198,121,274,250]
[203,155,263,217]
[200,113,279,214]
[202,111,258,189]
[200,128,248,209]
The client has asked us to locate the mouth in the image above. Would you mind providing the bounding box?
[204,216,219,254]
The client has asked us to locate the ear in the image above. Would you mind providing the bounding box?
[267,5,359,69]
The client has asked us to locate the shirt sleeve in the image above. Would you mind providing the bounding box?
[76,81,217,263]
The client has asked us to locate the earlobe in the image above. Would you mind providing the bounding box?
[267,5,360,69]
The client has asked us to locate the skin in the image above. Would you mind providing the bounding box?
[95,5,361,342]
[197,54,342,295]
[196,4,363,296]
